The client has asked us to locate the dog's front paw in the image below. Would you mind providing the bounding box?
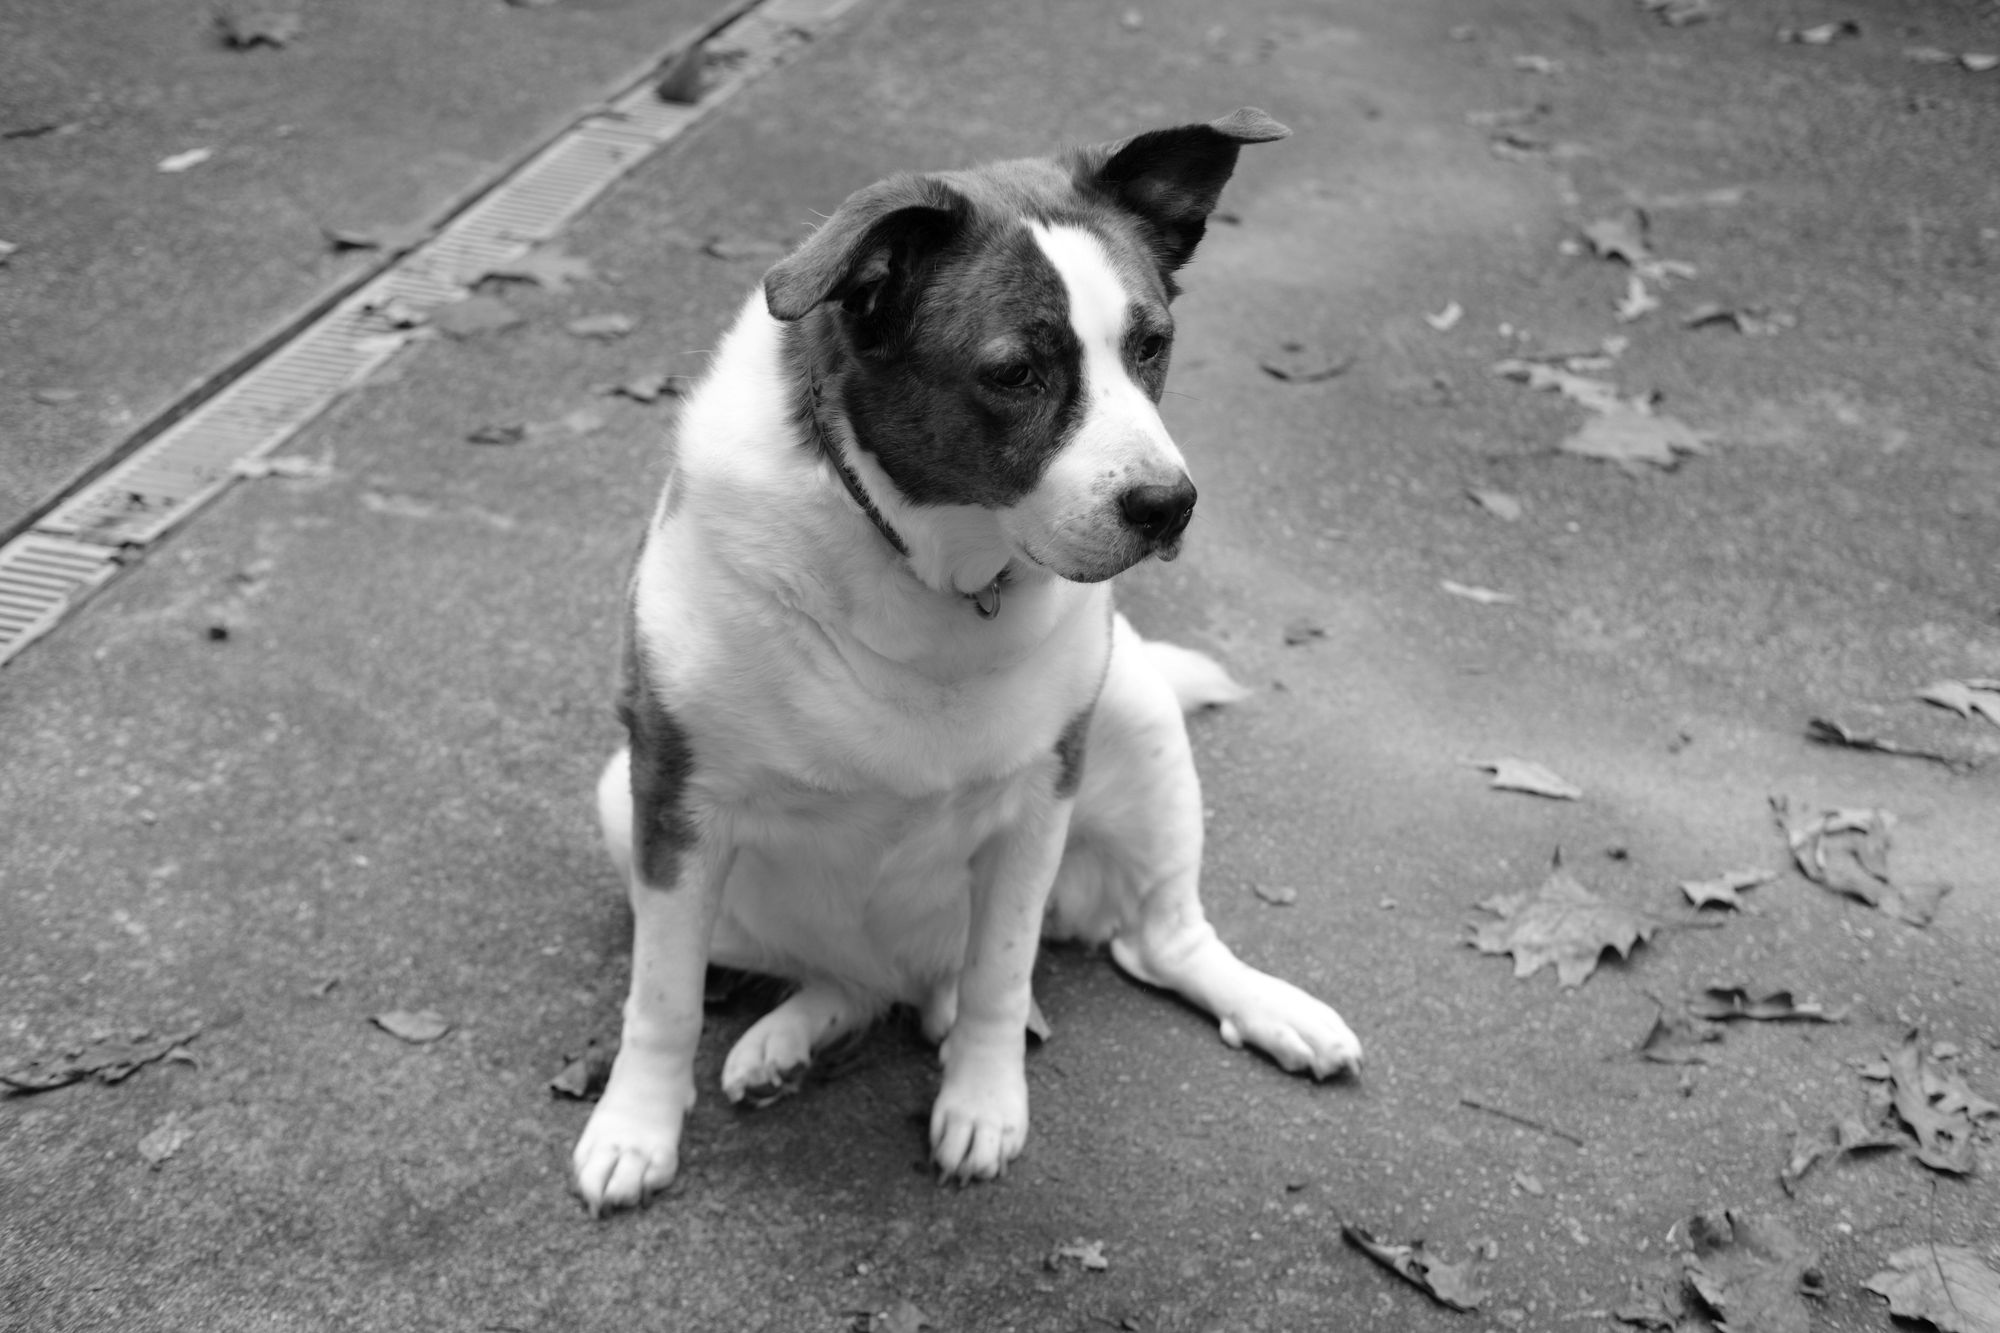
[571,1063,693,1217]
[1217,971,1363,1079]
[930,1033,1029,1183]
[721,1016,814,1107]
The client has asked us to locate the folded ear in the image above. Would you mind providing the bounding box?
[1072,107,1290,274]
[763,173,968,323]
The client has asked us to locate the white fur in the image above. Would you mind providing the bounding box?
[572,285,1361,1218]
[1000,224,1191,581]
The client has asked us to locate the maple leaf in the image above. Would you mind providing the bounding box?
[1680,1212,1821,1333]
[1865,1246,2000,1333]
[1679,867,1775,909]
[1470,857,1657,988]
[1919,678,2000,727]
[1342,1224,1488,1311]
[480,245,596,291]
[1560,406,1708,471]
[1467,758,1582,799]
[1868,1030,1992,1174]
[1771,799,1952,926]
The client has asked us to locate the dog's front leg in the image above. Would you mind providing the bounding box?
[931,792,1072,1182]
[573,786,735,1217]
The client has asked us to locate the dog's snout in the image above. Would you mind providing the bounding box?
[1117,476,1197,544]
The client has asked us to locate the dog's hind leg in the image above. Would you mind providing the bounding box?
[1070,620,1363,1078]
[720,980,883,1106]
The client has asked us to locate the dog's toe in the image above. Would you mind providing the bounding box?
[572,1108,681,1217]
[1217,974,1363,1080]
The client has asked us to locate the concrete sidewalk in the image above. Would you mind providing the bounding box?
[3,0,1997,1330]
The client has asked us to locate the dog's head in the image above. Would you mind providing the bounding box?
[764,109,1289,585]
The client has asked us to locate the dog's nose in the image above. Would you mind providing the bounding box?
[1118,476,1198,544]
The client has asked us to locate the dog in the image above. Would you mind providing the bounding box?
[572,108,1362,1216]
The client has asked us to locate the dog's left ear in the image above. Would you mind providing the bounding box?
[1073,107,1290,275]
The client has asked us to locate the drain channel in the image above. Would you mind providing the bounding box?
[0,0,867,669]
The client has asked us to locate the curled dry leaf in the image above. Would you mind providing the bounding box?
[431,294,524,340]
[1,1025,203,1092]
[1683,303,1796,336]
[1560,406,1709,471]
[1047,1239,1110,1272]
[1471,857,1657,988]
[1778,20,1859,44]
[1864,1245,2000,1333]
[1466,488,1523,521]
[1689,987,1845,1023]
[549,1039,616,1100]
[1425,301,1464,331]
[1865,1029,1997,1174]
[1680,1211,1821,1333]
[1467,758,1582,799]
[1805,717,1970,769]
[601,372,693,403]
[479,245,596,291]
[370,1010,452,1044]
[158,147,214,174]
[565,312,637,340]
[1259,340,1355,383]
[215,4,302,48]
[1252,882,1298,907]
[1771,798,1951,926]
[1441,580,1517,605]
[1637,1008,1722,1065]
[1919,678,2000,727]
[1490,358,1624,413]
[1341,1224,1488,1311]
[703,235,789,262]
[1641,0,1718,27]
[1680,867,1775,909]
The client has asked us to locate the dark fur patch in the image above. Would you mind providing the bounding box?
[1053,705,1092,798]
[616,620,697,889]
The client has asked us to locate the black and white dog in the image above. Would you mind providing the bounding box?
[573,109,1361,1215]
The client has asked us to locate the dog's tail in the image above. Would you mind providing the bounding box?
[1140,638,1254,713]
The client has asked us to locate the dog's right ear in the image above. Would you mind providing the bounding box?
[763,173,968,323]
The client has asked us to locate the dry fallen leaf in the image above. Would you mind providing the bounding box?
[1281,617,1326,646]
[1614,274,1660,323]
[1466,488,1523,521]
[1259,340,1355,383]
[430,294,524,340]
[1560,406,1709,471]
[655,39,708,105]
[1780,1114,1906,1195]
[1468,758,1582,799]
[1806,717,1970,770]
[467,423,527,446]
[1581,209,1696,282]
[215,4,302,48]
[1471,857,1657,988]
[1679,867,1775,909]
[549,1039,616,1100]
[1642,0,1718,27]
[1688,987,1845,1023]
[1,1025,203,1092]
[1864,1245,2000,1333]
[1252,882,1298,907]
[1636,1008,1722,1065]
[1680,1211,1820,1333]
[370,1010,452,1044]
[1683,303,1796,336]
[600,372,693,403]
[1425,301,1464,331]
[1047,1239,1110,1272]
[158,147,215,174]
[1919,678,2000,727]
[1865,1030,1996,1175]
[232,454,333,480]
[324,221,431,255]
[1778,20,1859,44]
[1342,1224,1489,1311]
[480,245,596,291]
[566,312,637,340]
[1772,799,1951,926]
[702,235,790,262]
[1441,580,1517,606]
[1490,358,1625,413]
[138,1113,193,1168]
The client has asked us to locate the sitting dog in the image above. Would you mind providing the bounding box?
[572,108,1362,1216]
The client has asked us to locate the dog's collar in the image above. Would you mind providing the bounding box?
[808,383,1008,620]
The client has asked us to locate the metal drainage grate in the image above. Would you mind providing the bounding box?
[0,535,124,664]
[0,0,869,670]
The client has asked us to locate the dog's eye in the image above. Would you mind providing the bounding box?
[1136,333,1168,363]
[986,362,1038,392]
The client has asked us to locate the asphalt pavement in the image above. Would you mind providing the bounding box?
[3,1,1998,1330]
